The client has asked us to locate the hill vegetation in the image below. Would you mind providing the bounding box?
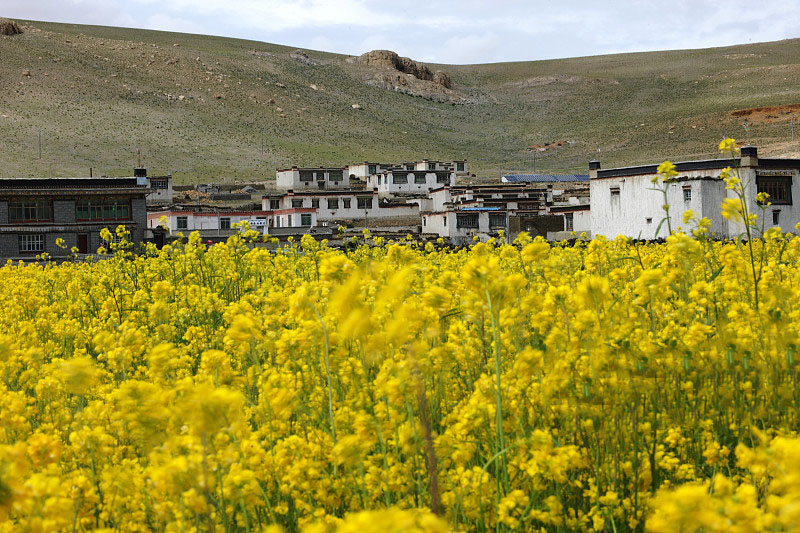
[0,19,799,183]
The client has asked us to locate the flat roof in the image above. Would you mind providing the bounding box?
[503,174,589,183]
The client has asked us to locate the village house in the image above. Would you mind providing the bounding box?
[366,168,455,197]
[263,188,419,227]
[276,167,349,190]
[148,206,317,235]
[0,176,148,258]
[346,162,391,180]
[589,146,800,239]
[419,184,549,244]
[135,168,174,205]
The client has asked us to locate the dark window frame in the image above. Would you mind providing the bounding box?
[757,176,792,205]
[75,198,132,222]
[220,217,231,230]
[301,213,312,226]
[456,213,479,229]
[357,197,373,210]
[9,200,53,223]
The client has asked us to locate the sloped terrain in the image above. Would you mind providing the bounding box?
[1,19,799,182]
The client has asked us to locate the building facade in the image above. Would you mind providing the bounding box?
[276,167,349,190]
[0,177,148,258]
[589,147,800,239]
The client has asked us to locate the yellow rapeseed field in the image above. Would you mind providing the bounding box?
[1,141,799,532]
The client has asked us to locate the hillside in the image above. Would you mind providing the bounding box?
[1,19,799,183]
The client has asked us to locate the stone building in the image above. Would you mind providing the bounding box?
[0,177,148,258]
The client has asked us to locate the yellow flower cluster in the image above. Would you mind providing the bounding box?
[0,219,799,531]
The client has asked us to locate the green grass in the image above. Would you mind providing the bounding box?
[1,20,799,183]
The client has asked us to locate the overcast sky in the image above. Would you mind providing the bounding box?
[4,0,799,64]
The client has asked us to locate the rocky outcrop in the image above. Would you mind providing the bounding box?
[358,50,451,89]
[0,18,23,36]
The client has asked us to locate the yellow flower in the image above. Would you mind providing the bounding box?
[719,137,737,152]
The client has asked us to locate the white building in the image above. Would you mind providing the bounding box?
[366,169,455,197]
[589,147,800,239]
[346,162,391,180]
[263,189,419,225]
[147,208,275,235]
[133,168,173,205]
[275,167,349,191]
[420,184,550,244]
[414,159,467,175]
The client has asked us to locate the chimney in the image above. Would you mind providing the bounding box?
[740,145,758,167]
[134,167,147,178]
[589,160,601,179]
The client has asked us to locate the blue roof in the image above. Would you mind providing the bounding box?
[461,207,501,211]
[502,174,589,183]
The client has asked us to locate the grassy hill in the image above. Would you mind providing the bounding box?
[1,19,799,183]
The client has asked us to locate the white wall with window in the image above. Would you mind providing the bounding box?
[147,210,276,234]
[589,149,800,239]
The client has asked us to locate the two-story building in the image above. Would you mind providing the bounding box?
[135,168,174,205]
[367,169,455,197]
[589,146,800,239]
[0,177,148,258]
[263,189,419,227]
[276,167,349,190]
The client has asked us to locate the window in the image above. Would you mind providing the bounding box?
[299,171,313,182]
[18,234,45,253]
[456,214,479,228]
[610,187,620,209]
[328,170,343,182]
[327,198,339,209]
[773,210,780,225]
[287,215,292,226]
[311,199,319,208]
[368,165,377,175]
[357,197,373,210]
[269,199,280,209]
[291,199,303,208]
[757,176,792,204]
[437,173,449,184]
[393,174,408,185]
[75,199,131,221]
[301,213,312,226]
[683,187,692,202]
[489,213,506,228]
[428,162,435,170]
[151,179,169,189]
[220,217,231,230]
[343,198,351,209]
[443,216,446,227]
[177,216,188,230]
[415,174,427,184]
[9,200,52,222]
[565,212,574,231]
[457,162,465,172]
[646,217,653,224]
[101,234,124,247]
[423,217,427,226]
